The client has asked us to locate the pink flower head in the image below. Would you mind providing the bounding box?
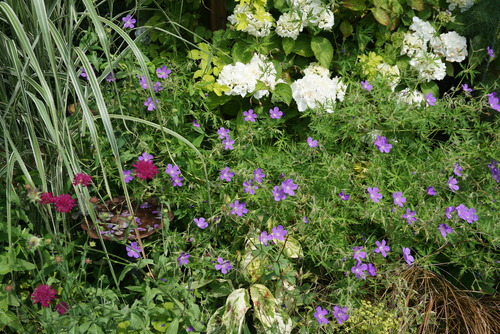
[39,192,54,205]
[31,285,57,307]
[53,194,76,213]
[55,301,70,315]
[72,173,92,187]
[133,160,159,180]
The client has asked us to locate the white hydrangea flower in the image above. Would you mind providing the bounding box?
[276,11,304,40]
[430,31,468,62]
[376,63,400,91]
[309,6,334,30]
[247,53,282,99]
[396,88,425,105]
[446,0,474,12]
[228,4,273,37]
[290,73,347,113]
[409,52,446,82]
[409,17,436,43]
[217,62,257,97]
[303,62,330,77]
[401,32,426,58]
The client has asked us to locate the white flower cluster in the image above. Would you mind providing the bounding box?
[217,53,282,98]
[290,64,347,113]
[401,16,467,82]
[396,88,425,105]
[228,4,273,37]
[275,11,304,40]
[376,63,400,91]
[446,0,474,12]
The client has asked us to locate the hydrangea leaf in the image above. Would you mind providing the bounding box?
[291,35,313,57]
[340,21,354,38]
[221,288,251,334]
[282,37,295,56]
[232,42,253,63]
[342,0,367,11]
[410,0,424,11]
[311,37,334,68]
[271,83,292,106]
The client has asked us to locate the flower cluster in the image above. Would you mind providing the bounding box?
[218,127,234,150]
[272,178,298,201]
[488,160,500,182]
[446,204,478,224]
[39,192,77,213]
[259,225,288,246]
[446,0,474,12]
[31,284,68,314]
[123,153,184,187]
[314,305,349,326]
[291,63,347,113]
[228,3,274,37]
[351,246,377,280]
[165,164,184,187]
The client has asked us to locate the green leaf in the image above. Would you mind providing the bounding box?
[221,289,250,334]
[282,237,304,258]
[166,318,179,334]
[232,42,253,63]
[445,62,454,77]
[339,21,354,38]
[249,284,275,328]
[292,35,313,57]
[371,7,389,27]
[410,0,424,11]
[342,0,367,11]
[116,321,130,334]
[311,37,334,68]
[271,83,293,106]
[420,81,439,98]
[282,38,295,56]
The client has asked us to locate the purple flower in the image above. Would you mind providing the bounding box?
[352,246,366,263]
[272,186,287,201]
[139,76,149,89]
[192,120,200,127]
[488,160,500,182]
[438,224,453,238]
[307,137,318,147]
[243,109,257,122]
[367,263,377,276]
[462,84,472,94]
[153,82,163,92]
[402,209,416,224]
[165,164,181,176]
[314,306,329,325]
[402,247,414,265]
[171,175,184,187]
[487,46,495,58]
[445,206,455,219]
[281,178,298,196]
[253,168,265,183]
[333,306,348,325]
[126,242,141,259]
[373,240,390,257]
[186,326,194,332]
[123,170,134,183]
[360,80,373,91]
[456,204,478,223]
[453,163,463,177]
[243,180,258,195]
[271,225,288,241]
[215,257,233,274]
[351,263,368,279]
[392,191,406,207]
[425,92,437,106]
[367,187,382,203]
[138,152,153,162]
[106,72,115,82]
[194,217,208,229]
[122,15,136,28]
[303,216,309,224]
[448,177,459,192]
[426,187,437,196]
[338,191,350,201]
[217,127,230,139]
[487,92,500,112]
[229,200,248,217]
[222,138,234,150]
[156,65,172,79]
[220,167,234,181]
[269,107,283,119]
[177,252,190,266]
[373,136,392,153]
[259,231,272,246]
[144,97,158,111]
[80,67,88,79]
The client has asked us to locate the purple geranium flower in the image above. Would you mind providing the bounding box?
[303,216,309,223]
[243,180,258,195]
[269,107,283,119]
[438,224,453,238]
[153,82,163,92]
[243,109,257,122]
[360,80,373,91]
[215,257,233,274]
[425,92,436,106]
[351,263,368,279]
[126,242,141,259]
[259,231,272,246]
[373,240,390,257]
[367,187,382,203]
[402,209,416,224]
[487,46,495,58]
[80,67,88,79]
[453,163,463,177]
[333,306,348,325]
[222,138,234,150]
[272,186,287,201]
[338,191,350,201]
[156,65,172,79]
[105,72,115,82]
[314,306,329,325]
[220,167,234,181]
[487,92,500,112]
[229,200,248,217]
[165,164,181,176]
[193,120,200,127]
[122,15,136,29]
[352,246,366,263]
[307,137,318,148]
[402,247,414,265]
[217,127,230,139]
[177,252,190,266]
[194,217,208,229]
[139,76,149,89]
[171,175,184,187]
[123,170,134,183]
[456,204,478,223]
[426,186,437,196]
[462,84,472,94]
[367,263,377,276]
[392,191,406,207]
[271,225,288,241]
[281,178,298,196]
[144,97,158,111]
[374,136,392,153]
[445,206,455,219]
[253,168,265,183]
[138,152,153,162]
[448,177,459,192]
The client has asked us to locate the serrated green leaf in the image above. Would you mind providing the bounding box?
[271,83,293,106]
[282,38,295,56]
[340,21,353,38]
[292,35,313,57]
[311,37,333,68]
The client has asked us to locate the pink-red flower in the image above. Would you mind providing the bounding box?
[55,301,70,315]
[31,285,57,307]
[53,194,76,213]
[133,160,159,180]
[39,192,54,204]
[72,173,92,186]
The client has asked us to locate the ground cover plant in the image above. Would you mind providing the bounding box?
[0,0,499,333]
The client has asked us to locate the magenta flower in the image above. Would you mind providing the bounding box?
[426,186,436,196]
[269,107,283,119]
[367,187,382,202]
[438,224,453,238]
[243,109,257,122]
[177,252,190,266]
[55,301,70,315]
[156,65,172,79]
[220,167,234,181]
[272,186,287,201]
[126,242,141,259]
[31,285,57,307]
[351,263,368,279]
[253,168,265,183]
[453,163,463,177]
[333,306,348,325]
[194,217,208,229]
[462,84,472,94]
[425,92,436,106]
[307,137,318,147]
[192,120,200,127]
[487,46,495,58]
[229,200,248,217]
[39,192,54,205]
[360,80,373,91]
[144,97,158,111]
[314,306,329,325]
[53,194,76,213]
[72,173,92,187]
[448,177,459,192]
[122,15,136,28]
[215,257,233,274]
[123,170,134,183]
[338,191,350,201]
[373,240,390,257]
[402,247,414,265]
[373,136,392,153]
[271,225,288,241]
[281,178,298,196]
[402,209,416,224]
[133,160,159,180]
[487,92,500,112]
[392,191,406,207]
